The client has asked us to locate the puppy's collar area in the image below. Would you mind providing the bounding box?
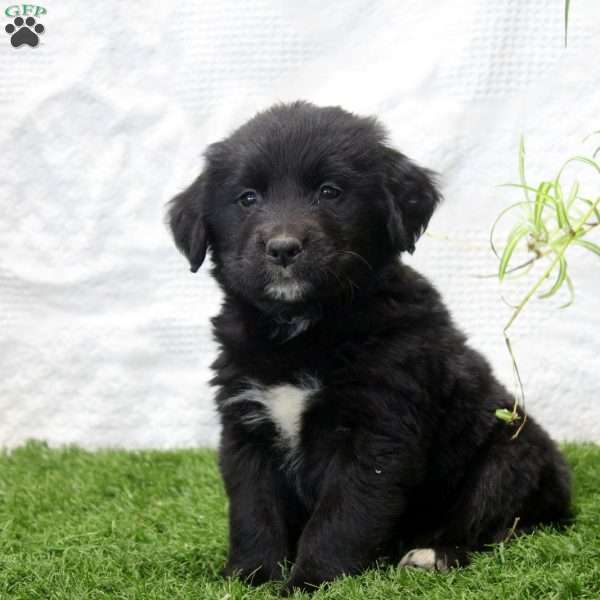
[266,306,322,344]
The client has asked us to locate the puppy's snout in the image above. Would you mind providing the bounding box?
[266,236,303,268]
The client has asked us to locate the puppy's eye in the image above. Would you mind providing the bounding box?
[238,190,258,207]
[319,184,342,201]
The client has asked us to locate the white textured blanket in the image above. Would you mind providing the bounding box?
[1,0,599,447]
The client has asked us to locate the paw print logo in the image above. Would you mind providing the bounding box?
[5,16,45,48]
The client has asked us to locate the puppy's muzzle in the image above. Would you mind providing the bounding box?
[266,235,303,268]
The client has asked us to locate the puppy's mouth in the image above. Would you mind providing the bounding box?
[264,267,310,303]
[265,280,309,303]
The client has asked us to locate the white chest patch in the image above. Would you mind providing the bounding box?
[224,376,321,449]
[262,384,310,443]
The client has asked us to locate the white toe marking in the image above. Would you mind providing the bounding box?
[399,548,446,571]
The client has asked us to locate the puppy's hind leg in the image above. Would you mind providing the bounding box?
[400,422,571,572]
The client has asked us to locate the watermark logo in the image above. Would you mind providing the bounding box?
[4,4,46,47]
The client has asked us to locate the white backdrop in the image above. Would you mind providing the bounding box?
[1,0,599,448]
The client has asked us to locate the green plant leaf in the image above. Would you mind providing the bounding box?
[504,258,536,281]
[518,136,529,206]
[498,184,559,209]
[559,274,576,309]
[533,181,553,232]
[573,238,600,257]
[489,201,537,259]
[564,0,570,47]
[539,254,568,299]
[552,180,571,231]
[582,131,600,157]
[577,197,600,222]
[495,408,518,423]
[498,183,539,193]
[499,225,531,281]
[566,181,580,210]
[558,156,600,179]
[582,130,600,143]
[574,197,600,230]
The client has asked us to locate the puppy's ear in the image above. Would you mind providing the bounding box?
[383,148,441,253]
[167,174,208,273]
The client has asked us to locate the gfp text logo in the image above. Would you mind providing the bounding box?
[4,4,46,47]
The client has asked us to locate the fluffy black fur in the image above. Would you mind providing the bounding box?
[168,101,571,593]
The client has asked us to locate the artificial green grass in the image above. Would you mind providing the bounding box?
[0,442,599,600]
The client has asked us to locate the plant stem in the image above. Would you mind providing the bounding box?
[503,250,566,333]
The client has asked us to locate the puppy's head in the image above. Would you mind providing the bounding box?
[168,101,440,310]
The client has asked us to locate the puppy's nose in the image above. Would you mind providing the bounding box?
[266,236,303,267]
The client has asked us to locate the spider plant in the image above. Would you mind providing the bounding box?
[492,135,600,436]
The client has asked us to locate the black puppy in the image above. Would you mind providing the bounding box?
[168,101,571,593]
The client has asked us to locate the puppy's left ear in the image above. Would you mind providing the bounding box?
[383,148,441,253]
[167,174,208,273]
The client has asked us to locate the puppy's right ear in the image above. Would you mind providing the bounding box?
[383,148,441,254]
[167,174,208,273]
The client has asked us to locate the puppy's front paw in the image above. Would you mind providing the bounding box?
[223,561,284,586]
[398,547,448,572]
[281,570,325,595]
[281,579,319,596]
